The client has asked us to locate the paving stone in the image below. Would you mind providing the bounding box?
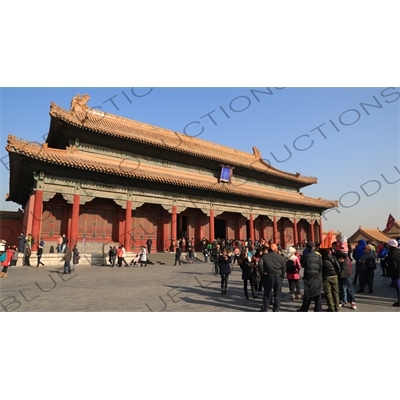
[1,260,398,312]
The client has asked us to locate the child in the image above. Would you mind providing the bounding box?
[130,253,140,267]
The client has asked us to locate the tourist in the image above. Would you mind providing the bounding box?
[108,246,117,267]
[146,237,152,254]
[36,245,45,268]
[0,245,13,278]
[259,243,286,312]
[320,248,340,311]
[378,243,389,276]
[173,245,182,266]
[62,245,72,274]
[61,234,68,253]
[24,244,32,267]
[239,250,257,299]
[298,242,323,312]
[232,246,240,265]
[285,246,302,300]
[353,239,367,285]
[202,246,209,263]
[385,239,400,307]
[56,235,63,253]
[18,233,25,253]
[139,246,147,267]
[72,244,80,271]
[26,233,33,249]
[212,243,221,274]
[251,249,263,293]
[187,246,194,264]
[117,246,123,267]
[218,248,232,295]
[121,245,129,266]
[9,245,18,267]
[337,251,357,309]
[358,245,376,293]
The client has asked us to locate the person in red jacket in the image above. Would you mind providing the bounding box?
[117,246,124,267]
[0,245,13,278]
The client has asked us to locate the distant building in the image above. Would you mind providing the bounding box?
[347,226,392,248]
[382,220,400,240]
[5,94,338,253]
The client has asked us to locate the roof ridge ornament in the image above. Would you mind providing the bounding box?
[252,146,261,159]
[70,94,90,122]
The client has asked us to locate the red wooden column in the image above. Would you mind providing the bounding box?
[310,220,315,242]
[70,194,80,247]
[31,189,43,252]
[125,199,132,250]
[209,209,215,241]
[319,220,323,244]
[293,218,298,246]
[249,213,254,243]
[171,205,177,243]
[273,216,278,243]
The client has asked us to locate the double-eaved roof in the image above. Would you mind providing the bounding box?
[6,97,338,210]
[48,101,318,186]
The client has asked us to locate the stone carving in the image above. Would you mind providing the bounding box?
[70,94,90,114]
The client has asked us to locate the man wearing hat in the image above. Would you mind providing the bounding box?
[385,239,400,307]
[298,241,323,312]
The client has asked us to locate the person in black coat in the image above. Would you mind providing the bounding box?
[18,233,26,253]
[239,251,257,300]
[298,242,323,312]
[385,239,400,307]
[218,248,232,295]
[259,243,286,312]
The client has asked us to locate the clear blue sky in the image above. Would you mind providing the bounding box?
[1,87,399,237]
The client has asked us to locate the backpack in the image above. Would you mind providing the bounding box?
[286,259,297,274]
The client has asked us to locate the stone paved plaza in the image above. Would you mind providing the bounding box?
[1,257,399,312]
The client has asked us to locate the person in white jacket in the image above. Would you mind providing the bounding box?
[121,245,129,266]
[139,246,147,267]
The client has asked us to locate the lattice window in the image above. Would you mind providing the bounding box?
[132,213,158,243]
[78,208,114,239]
[41,205,64,237]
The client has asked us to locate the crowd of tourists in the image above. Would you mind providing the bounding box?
[2,232,399,311]
[0,232,80,276]
[183,235,400,311]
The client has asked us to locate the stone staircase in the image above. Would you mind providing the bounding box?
[13,251,204,267]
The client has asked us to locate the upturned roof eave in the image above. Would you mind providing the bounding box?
[48,102,318,188]
[6,135,337,211]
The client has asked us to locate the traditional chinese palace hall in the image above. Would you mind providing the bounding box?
[6,95,338,252]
